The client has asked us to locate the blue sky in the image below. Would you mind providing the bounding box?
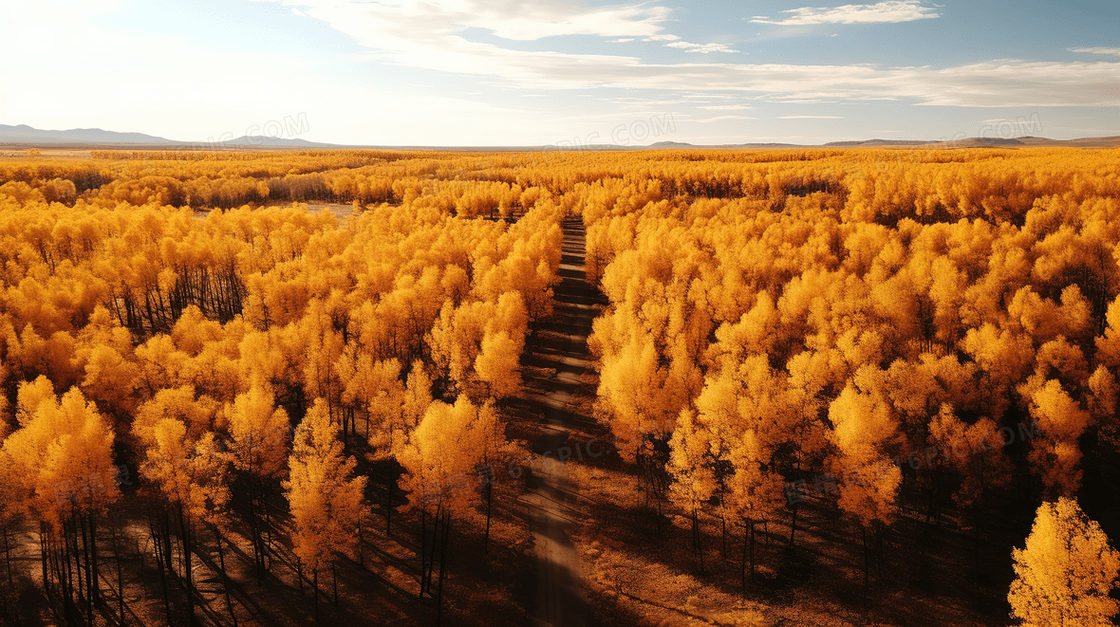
[1,0,1117,145]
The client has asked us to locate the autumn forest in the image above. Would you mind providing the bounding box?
[1,146,1119,626]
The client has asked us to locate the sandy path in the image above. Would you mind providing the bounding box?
[519,216,602,627]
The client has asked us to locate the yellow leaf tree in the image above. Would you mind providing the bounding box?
[285,398,367,620]
[396,395,499,615]
[138,418,232,626]
[1009,497,1120,627]
[828,367,904,595]
[3,383,119,619]
[227,379,290,579]
[667,409,717,573]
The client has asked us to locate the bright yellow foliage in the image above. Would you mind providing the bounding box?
[1010,498,1120,627]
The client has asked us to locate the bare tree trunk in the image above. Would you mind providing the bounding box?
[418,507,427,597]
[3,526,12,585]
[750,520,756,583]
[436,512,451,626]
[358,513,364,567]
[263,485,273,573]
[313,568,320,623]
[740,521,748,593]
[87,513,99,623]
[39,522,50,604]
[484,480,493,555]
[72,515,85,610]
[862,525,869,600]
[789,501,799,547]
[214,528,239,627]
[692,506,705,575]
[114,515,125,625]
[248,478,263,582]
[148,505,173,625]
[63,520,76,624]
[386,481,393,536]
[178,506,194,626]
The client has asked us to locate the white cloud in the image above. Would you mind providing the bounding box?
[694,115,757,123]
[261,1,1120,108]
[895,60,1120,107]
[610,38,636,43]
[697,104,753,110]
[665,41,738,54]
[1069,47,1120,56]
[751,0,939,25]
[780,115,845,119]
[272,0,673,42]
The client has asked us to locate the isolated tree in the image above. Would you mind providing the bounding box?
[285,398,366,620]
[1009,497,1120,627]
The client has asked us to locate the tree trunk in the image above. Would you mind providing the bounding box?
[974,515,982,599]
[88,513,99,622]
[862,525,869,600]
[215,528,238,627]
[876,524,884,582]
[73,515,86,609]
[263,485,273,573]
[178,506,194,626]
[750,520,756,583]
[740,521,748,593]
[3,526,12,585]
[418,507,427,597]
[39,522,50,603]
[162,508,173,580]
[789,501,799,547]
[436,512,451,626]
[248,478,263,582]
[63,520,76,624]
[484,480,493,555]
[148,505,173,624]
[692,506,705,575]
[720,487,729,560]
[424,504,441,599]
[114,515,125,625]
[332,561,339,604]
[386,481,394,536]
[313,568,320,623]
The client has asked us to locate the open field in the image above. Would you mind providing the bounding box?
[1,146,1119,626]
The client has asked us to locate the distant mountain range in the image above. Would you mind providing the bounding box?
[2,124,1118,150]
[0,124,334,148]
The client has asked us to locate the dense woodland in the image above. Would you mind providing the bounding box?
[0,146,1119,626]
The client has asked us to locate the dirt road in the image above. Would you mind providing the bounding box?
[520,217,603,627]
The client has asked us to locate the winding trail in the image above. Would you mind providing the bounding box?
[519,216,604,627]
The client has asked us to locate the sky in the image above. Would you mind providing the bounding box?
[1,0,1118,146]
